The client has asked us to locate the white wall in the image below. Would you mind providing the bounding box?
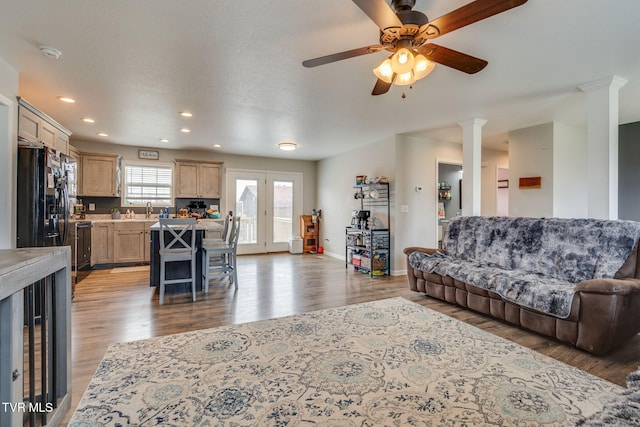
[72,140,317,215]
[317,136,396,265]
[0,57,18,249]
[480,148,509,217]
[508,122,588,219]
[508,123,554,217]
[394,136,462,269]
[552,122,588,218]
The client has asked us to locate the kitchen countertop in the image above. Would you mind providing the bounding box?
[149,219,223,231]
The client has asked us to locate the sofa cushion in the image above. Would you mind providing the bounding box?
[409,252,577,317]
[443,216,640,283]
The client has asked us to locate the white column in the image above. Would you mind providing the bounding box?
[579,76,627,220]
[459,118,486,216]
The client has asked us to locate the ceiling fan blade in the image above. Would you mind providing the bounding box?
[302,45,385,68]
[372,78,393,96]
[424,0,527,38]
[417,44,487,74]
[352,0,402,30]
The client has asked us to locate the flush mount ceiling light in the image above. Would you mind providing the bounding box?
[160,138,170,143]
[180,128,191,133]
[179,112,193,117]
[278,141,298,151]
[97,132,108,137]
[213,144,221,148]
[57,96,76,103]
[39,45,62,60]
[82,118,95,123]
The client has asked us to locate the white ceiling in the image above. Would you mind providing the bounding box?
[1,0,640,160]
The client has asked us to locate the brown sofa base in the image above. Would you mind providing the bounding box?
[405,250,640,355]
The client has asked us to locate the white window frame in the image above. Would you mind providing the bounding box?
[121,160,174,207]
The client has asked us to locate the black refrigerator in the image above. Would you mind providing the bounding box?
[16,145,75,248]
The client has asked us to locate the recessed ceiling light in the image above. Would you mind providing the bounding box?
[97,132,108,137]
[39,45,62,60]
[180,128,191,133]
[213,144,221,148]
[160,138,170,143]
[58,96,76,103]
[278,141,298,151]
[179,112,193,118]
[82,118,95,123]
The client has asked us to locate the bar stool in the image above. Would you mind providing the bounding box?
[202,215,241,290]
[158,218,197,304]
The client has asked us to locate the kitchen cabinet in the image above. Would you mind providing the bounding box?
[144,222,152,262]
[91,221,114,265]
[114,222,145,263]
[17,97,72,154]
[18,105,41,143]
[80,153,120,197]
[174,159,222,198]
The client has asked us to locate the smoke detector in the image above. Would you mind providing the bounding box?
[39,45,62,60]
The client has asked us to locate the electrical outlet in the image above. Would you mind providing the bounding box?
[88,203,96,211]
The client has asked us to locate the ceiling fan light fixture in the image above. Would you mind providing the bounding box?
[391,48,415,74]
[373,58,394,83]
[395,71,416,86]
[413,55,435,80]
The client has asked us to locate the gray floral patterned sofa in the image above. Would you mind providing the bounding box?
[405,216,640,354]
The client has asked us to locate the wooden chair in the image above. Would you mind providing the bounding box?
[202,215,241,290]
[158,218,197,304]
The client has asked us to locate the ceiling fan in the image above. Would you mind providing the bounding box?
[303,0,528,95]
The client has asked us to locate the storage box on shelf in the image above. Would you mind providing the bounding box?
[345,180,390,276]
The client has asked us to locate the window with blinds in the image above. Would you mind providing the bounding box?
[123,162,173,206]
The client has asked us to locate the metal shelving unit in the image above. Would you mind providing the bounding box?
[345,182,390,276]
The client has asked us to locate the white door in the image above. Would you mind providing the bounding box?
[227,169,302,255]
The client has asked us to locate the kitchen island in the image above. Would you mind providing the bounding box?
[149,219,223,293]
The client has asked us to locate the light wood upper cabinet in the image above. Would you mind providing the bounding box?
[80,153,120,197]
[18,107,41,143]
[17,98,71,155]
[54,130,69,154]
[174,160,222,198]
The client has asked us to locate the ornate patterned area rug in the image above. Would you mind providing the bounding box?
[69,297,622,426]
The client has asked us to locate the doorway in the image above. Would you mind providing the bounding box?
[227,169,303,255]
[496,167,509,216]
[436,161,463,248]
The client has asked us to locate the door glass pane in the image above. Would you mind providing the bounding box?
[235,179,257,244]
[273,181,293,243]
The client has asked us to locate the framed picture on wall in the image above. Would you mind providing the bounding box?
[498,179,509,188]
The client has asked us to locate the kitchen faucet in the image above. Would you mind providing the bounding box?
[145,201,153,219]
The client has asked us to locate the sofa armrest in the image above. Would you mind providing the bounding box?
[576,278,640,295]
[403,247,444,256]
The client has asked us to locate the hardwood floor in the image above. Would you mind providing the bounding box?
[65,253,640,424]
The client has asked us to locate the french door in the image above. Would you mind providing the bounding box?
[227,169,302,255]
